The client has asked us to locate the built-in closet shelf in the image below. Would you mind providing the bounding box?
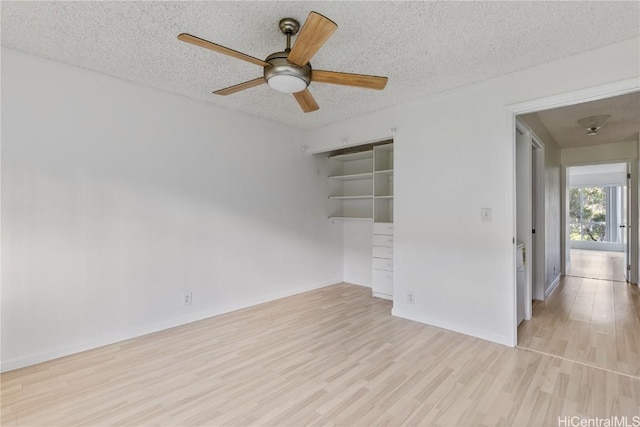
[329,172,374,181]
[374,169,393,175]
[329,195,373,200]
[329,150,374,162]
[328,216,374,221]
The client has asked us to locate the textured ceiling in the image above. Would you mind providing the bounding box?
[523,92,640,149]
[2,1,639,130]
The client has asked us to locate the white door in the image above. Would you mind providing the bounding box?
[531,146,539,300]
[516,129,532,323]
[623,164,631,281]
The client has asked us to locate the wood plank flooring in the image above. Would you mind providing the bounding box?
[519,250,640,379]
[3,283,640,426]
[566,249,625,282]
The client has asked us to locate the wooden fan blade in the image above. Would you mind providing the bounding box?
[178,33,269,67]
[287,12,337,66]
[293,89,319,113]
[312,70,388,90]
[213,77,265,96]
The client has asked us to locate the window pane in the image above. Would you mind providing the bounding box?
[570,187,605,242]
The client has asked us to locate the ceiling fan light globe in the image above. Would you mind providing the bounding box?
[264,51,312,94]
[267,75,308,93]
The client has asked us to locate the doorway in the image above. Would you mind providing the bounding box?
[566,162,629,282]
[509,82,639,347]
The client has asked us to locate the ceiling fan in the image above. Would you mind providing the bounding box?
[178,11,388,113]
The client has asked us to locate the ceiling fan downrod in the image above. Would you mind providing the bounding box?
[279,18,300,51]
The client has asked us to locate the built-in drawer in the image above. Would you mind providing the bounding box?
[372,246,393,259]
[373,270,393,296]
[373,222,394,235]
[372,234,393,247]
[372,257,393,271]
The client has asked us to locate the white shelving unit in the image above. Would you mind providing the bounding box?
[328,195,374,200]
[325,142,395,300]
[327,149,374,220]
[326,143,394,221]
[372,223,393,300]
[372,143,394,300]
[329,172,374,181]
[329,150,374,162]
[373,143,394,223]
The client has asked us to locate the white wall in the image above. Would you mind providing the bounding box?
[1,48,343,371]
[306,38,640,346]
[562,140,638,165]
[343,221,373,287]
[543,135,562,292]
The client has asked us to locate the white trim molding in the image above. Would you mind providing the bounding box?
[545,275,561,299]
[508,78,640,116]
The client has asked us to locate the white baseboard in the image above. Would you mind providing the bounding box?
[391,308,514,347]
[545,274,561,299]
[1,278,341,373]
[372,291,392,300]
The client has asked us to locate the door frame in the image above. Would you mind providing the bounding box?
[562,160,634,280]
[625,163,633,281]
[515,119,546,318]
[527,123,546,302]
[507,77,640,345]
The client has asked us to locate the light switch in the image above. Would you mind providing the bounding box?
[481,208,491,222]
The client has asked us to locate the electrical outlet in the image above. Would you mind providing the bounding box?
[407,291,415,304]
[183,292,192,306]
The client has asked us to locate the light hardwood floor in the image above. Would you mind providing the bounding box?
[566,249,625,282]
[3,283,639,426]
[518,250,640,379]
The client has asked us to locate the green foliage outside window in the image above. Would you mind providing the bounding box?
[569,187,606,241]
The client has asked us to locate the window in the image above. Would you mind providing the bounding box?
[569,186,622,242]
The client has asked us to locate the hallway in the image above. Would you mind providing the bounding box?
[566,249,625,282]
[518,250,640,378]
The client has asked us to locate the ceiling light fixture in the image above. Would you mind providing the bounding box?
[266,74,308,93]
[577,115,611,136]
[263,18,311,94]
[264,51,311,93]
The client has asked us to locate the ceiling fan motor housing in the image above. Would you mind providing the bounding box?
[264,51,312,93]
